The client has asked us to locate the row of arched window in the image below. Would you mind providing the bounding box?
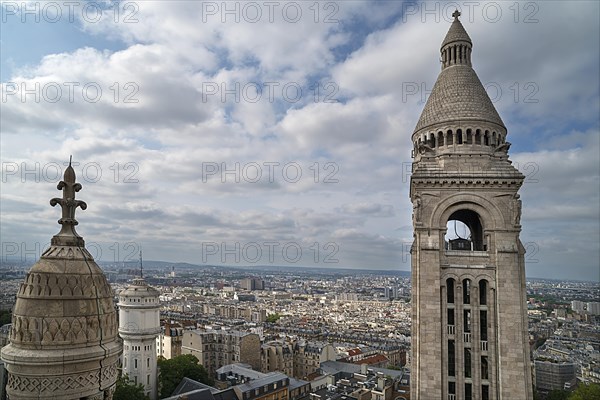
[442,44,471,67]
[446,278,488,305]
[121,297,157,303]
[416,128,505,149]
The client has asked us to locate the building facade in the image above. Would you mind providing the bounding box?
[182,330,261,376]
[409,13,533,399]
[292,342,336,380]
[157,323,185,360]
[0,162,122,400]
[118,277,161,400]
[534,361,576,392]
[261,341,294,377]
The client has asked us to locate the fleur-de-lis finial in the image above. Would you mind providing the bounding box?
[49,157,87,246]
[452,9,461,20]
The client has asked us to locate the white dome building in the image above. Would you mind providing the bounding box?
[118,276,160,400]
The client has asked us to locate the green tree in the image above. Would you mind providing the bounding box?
[266,313,281,323]
[157,354,212,399]
[569,383,600,400]
[547,389,569,400]
[113,375,149,400]
[0,310,12,326]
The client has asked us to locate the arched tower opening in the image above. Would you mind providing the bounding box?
[444,209,485,251]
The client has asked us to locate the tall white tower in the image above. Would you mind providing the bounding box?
[118,272,160,400]
[409,12,533,399]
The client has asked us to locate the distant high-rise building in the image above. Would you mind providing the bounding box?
[587,302,600,315]
[384,286,399,299]
[409,12,533,399]
[118,276,160,400]
[571,300,585,313]
[0,162,122,399]
[241,277,265,291]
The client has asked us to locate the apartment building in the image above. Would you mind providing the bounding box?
[182,330,261,376]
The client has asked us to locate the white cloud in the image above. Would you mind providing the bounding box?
[1,1,598,280]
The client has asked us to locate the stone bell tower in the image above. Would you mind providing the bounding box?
[409,12,533,400]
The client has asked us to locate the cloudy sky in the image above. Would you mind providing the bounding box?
[1,1,598,281]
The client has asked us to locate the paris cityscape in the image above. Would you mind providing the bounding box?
[1,258,599,399]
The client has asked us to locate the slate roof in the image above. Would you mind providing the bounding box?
[414,16,505,134]
[414,64,505,133]
[441,16,472,48]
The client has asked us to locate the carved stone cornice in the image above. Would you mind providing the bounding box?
[411,177,523,188]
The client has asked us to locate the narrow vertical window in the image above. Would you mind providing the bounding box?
[464,348,471,378]
[448,381,456,395]
[463,279,471,304]
[465,383,472,400]
[447,308,455,326]
[480,310,488,341]
[482,385,489,400]
[479,280,487,305]
[448,340,455,376]
[447,278,455,304]
[481,356,489,380]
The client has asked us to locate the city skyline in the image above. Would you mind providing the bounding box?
[1,1,599,281]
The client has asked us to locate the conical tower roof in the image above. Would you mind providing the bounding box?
[414,11,504,134]
[441,13,472,48]
[1,159,122,400]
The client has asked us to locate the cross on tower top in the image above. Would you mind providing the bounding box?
[49,157,87,246]
[452,9,461,20]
